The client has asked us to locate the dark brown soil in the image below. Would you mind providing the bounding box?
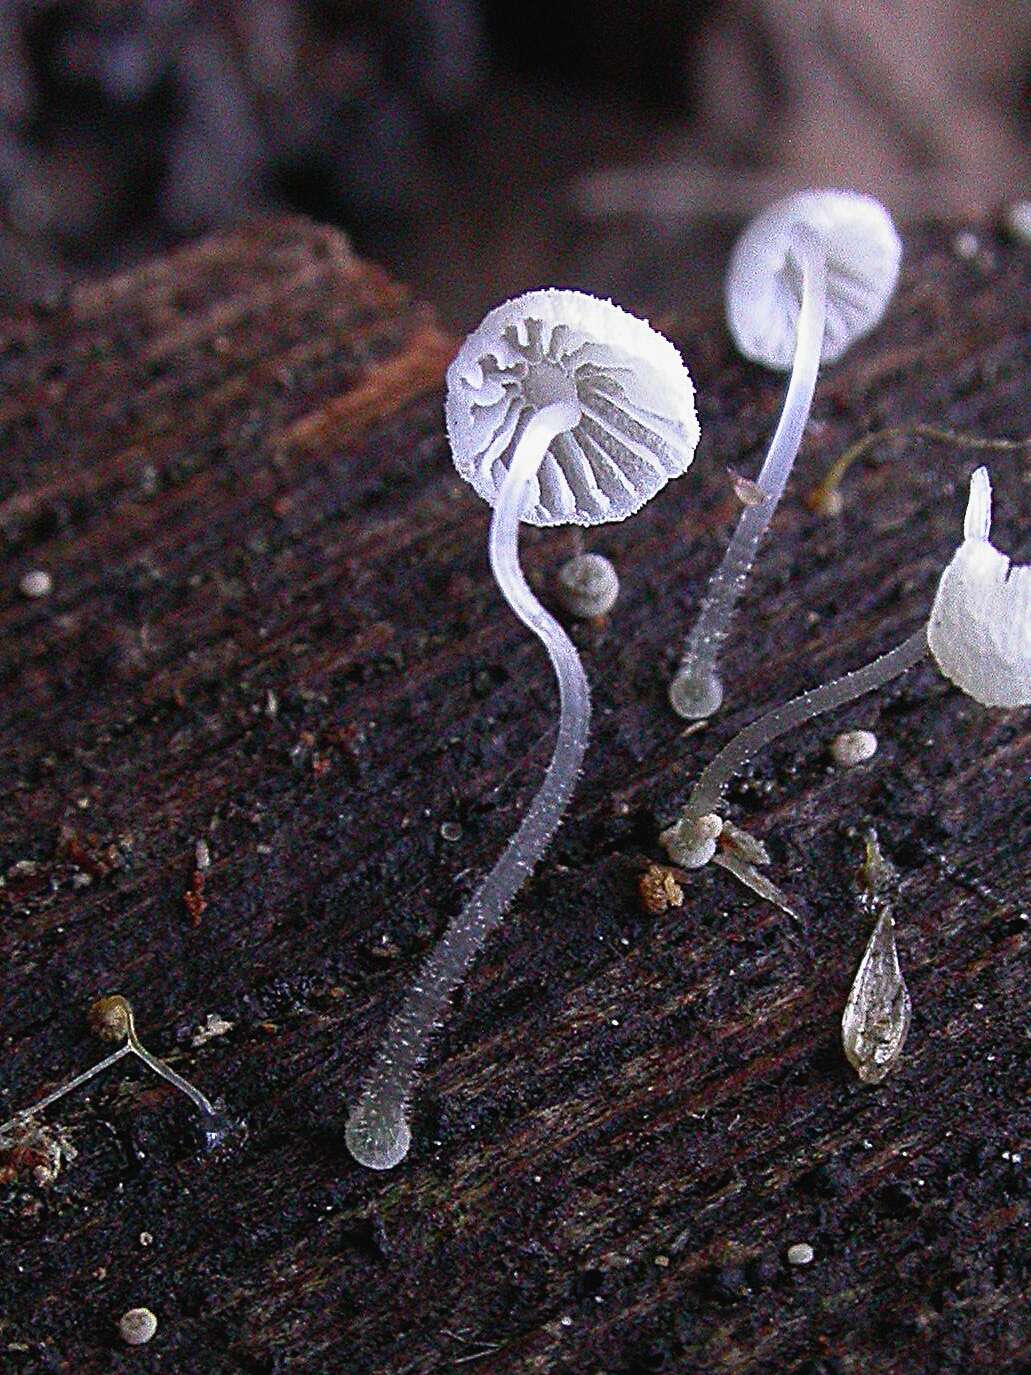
[0,216,1029,1374]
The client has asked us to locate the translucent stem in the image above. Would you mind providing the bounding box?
[807,423,1031,516]
[346,401,589,1170]
[121,1001,219,1120]
[686,626,928,818]
[670,225,828,719]
[1,1044,132,1135]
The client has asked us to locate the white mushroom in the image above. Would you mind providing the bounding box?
[346,289,699,1170]
[670,189,902,719]
[445,289,699,527]
[663,468,1029,891]
[726,189,902,370]
[927,467,1031,707]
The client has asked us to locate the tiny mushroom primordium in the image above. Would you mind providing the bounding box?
[346,289,700,1170]
[663,468,1031,894]
[556,551,620,619]
[670,189,901,719]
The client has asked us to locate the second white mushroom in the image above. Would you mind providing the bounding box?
[670,189,902,719]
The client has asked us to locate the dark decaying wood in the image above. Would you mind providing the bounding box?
[0,216,1029,1375]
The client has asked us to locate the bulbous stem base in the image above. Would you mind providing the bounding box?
[669,666,724,720]
[345,1093,412,1172]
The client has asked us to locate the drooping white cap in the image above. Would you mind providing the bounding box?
[445,289,700,527]
[726,189,902,370]
[927,467,1031,708]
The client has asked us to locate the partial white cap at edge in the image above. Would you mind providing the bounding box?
[445,288,700,527]
[726,189,902,371]
[927,467,1031,708]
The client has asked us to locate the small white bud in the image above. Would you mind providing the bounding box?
[118,1308,158,1345]
[19,569,52,599]
[830,729,878,767]
[556,553,620,619]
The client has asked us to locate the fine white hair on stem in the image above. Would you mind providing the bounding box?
[671,224,827,719]
[679,627,930,826]
[345,405,589,1171]
[346,290,699,1170]
[670,190,901,720]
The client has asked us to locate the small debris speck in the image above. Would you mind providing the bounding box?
[952,229,979,260]
[139,1231,153,1247]
[806,483,844,518]
[191,1013,235,1047]
[440,821,463,843]
[831,729,878,766]
[638,863,684,914]
[787,1242,814,1266]
[729,467,765,507]
[858,828,898,903]
[118,1307,158,1346]
[842,910,911,1083]
[194,839,211,872]
[19,569,52,599]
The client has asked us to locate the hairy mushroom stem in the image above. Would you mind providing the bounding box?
[346,400,590,1171]
[670,225,828,719]
[681,626,929,824]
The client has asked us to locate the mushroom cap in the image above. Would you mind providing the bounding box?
[927,467,1031,708]
[445,288,699,527]
[726,189,902,370]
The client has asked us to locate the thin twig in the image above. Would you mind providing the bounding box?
[807,424,1031,514]
[0,996,218,1137]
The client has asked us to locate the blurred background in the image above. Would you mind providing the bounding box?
[0,0,1028,327]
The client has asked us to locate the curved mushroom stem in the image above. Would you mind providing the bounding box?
[119,998,220,1121]
[670,225,828,719]
[664,628,928,856]
[346,401,588,1170]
